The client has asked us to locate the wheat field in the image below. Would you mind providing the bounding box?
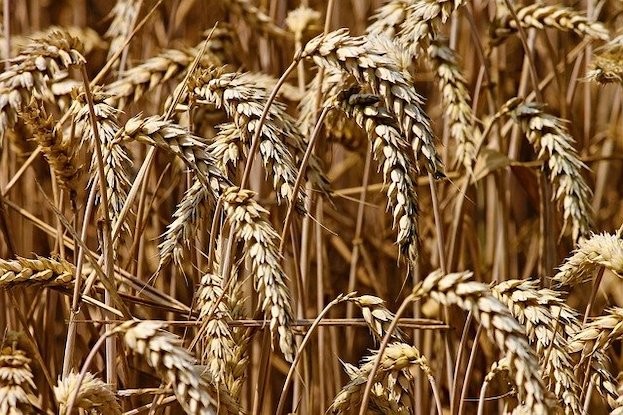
[0,0,623,414]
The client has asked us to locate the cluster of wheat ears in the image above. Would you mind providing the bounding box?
[1,0,623,414]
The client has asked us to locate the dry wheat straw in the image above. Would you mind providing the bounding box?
[330,343,434,414]
[0,31,85,143]
[553,232,623,287]
[301,29,443,176]
[414,270,553,413]
[0,345,37,415]
[492,279,582,415]
[336,88,420,266]
[0,257,75,288]
[512,103,592,242]
[189,70,309,206]
[222,186,296,362]
[114,320,241,414]
[20,99,80,193]
[105,0,141,63]
[54,372,121,415]
[74,90,132,239]
[493,3,610,43]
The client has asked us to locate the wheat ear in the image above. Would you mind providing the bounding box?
[0,341,38,415]
[397,0,463,57]
[414,270,553,413]
[492,279,582,415]
[73,90,132,240]
[335,88,420,266]
[10,26,104,57]
[567,308,623,365]
[493,3,610,43]
[189,70,309,206]
[221,186,296,362]
[20,99,80,193]
[54,372,121,415]
[587,35,623,84]
[104,0,141,64]
[349,295,403,342]
[114,320,241,414]
[301,29,443,177]
[330,342,437,414]
[512,103,593,242]
[0,257,75,288]
[552,232,623,288]
[0,31,85,143]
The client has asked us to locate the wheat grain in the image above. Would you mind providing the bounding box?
[512,103,593,242]
[492,279,582,415]
[114,320,241,414]
[0,31,85,144]
[552,232,623,287]
[221,186,296,362]
[493,3,610,43]
[0,257,75,288]
[414,270,553,413]
[349,295,403,342]
[20,98,80,193]
[54,371,121,415]
[335,88,420,266]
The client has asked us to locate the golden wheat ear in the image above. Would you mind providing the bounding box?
[54,372,121,415]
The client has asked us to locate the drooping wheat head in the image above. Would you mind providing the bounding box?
[493,3,610,44]
[512,103,593,243]
[54,371,121,415]
[0,256,75,288]
[114,320,241,414]
[221,186,296,362]
[414,270,553,413]
[301,29,443,177]
[552,232,623,288]
[0,31,85,143]
[335,88,420,266]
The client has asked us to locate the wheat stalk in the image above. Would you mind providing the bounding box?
[492,279,582,415]
[54,371,121,415]
[335,88,420,266]
[114,320,241,414]
[414,270,553,413]
[552,232,623,288]
[493,3,610,43]
[301,29,443,177]
[0,256,75,288]
[512,103,593,242]
[221,186,296,362]
[0,342,38,415]
[20,98,80,193]
[0,31,85,143]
